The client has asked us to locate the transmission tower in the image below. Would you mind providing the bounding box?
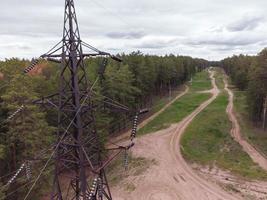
[36,0,120,199]
[11,0,149,199]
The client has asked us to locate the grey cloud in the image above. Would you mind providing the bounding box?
[106,47,121,51]
[18,45,32,50]
[187,35,263,47]
[0,44,31,50]
[209,45,242,52]
[258,40,267,45]
[209,26,224,33]
[227,15,264,32]
[132,38,177,49]
[106,31,146,39]
[2,0,267,60]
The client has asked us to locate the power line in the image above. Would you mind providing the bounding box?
[3,1,147,198]
[87,0,132,28]
[0,181,34,200]
[0,170,20,181]
[5,163,26,187]
[92,90,129,111]
[23,76,100,200]
[0,167,54,200]
[23,149,54,200]
[0,143,55,190]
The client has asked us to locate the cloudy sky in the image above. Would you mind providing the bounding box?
[1,0,267,60]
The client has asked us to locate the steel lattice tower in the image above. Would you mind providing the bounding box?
[8,0,148,198]
[21,0,147,198]
[41,0,113,199]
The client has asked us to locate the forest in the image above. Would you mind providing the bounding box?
[220,48,267,126]
[0,52,208,199]
[2,48,266,199]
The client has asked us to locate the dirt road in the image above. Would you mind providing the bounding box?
[224,78,267,171]
[112,70,241,200]
[111,85,189,143]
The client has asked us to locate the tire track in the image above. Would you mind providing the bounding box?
[224,77,267,171]
[112,70,241,200]
[169,70,240,200]
[111,85,189,144]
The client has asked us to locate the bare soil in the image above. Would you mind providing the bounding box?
[110,85,189,144]
[197,166,267,199]
[190,75,267,200]
[111,70,242,199]
[224,78,267,171]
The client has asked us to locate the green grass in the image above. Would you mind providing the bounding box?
[181,92,267,180]
[138,70,212,135]
[150,86,185,113]
[107,153,157,187]
[138,93,211,135]
[234,90,267,155]
[213,67,225,90]
[190,70,212,91]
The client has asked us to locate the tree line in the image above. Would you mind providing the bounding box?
[220,48,267,126]
[0,52,208,199]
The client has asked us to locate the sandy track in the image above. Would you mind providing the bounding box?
[137,86,189,132]
[224,78,267,171]
[199,166,267,199]
[111,85,189,144]
[112,70,241,200]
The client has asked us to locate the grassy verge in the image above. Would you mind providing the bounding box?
[181,92,267,180]
[138,93,211,135]
[106,153,157,190]
[234,90,267,155]
[190,70,212,91]
[138,70,212,135]
[213,67,225,90]
[150,85,186,114]
[149,69,211,115]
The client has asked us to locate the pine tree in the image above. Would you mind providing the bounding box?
[1,73,54,199]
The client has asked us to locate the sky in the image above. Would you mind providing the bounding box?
[1,0,267,61]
